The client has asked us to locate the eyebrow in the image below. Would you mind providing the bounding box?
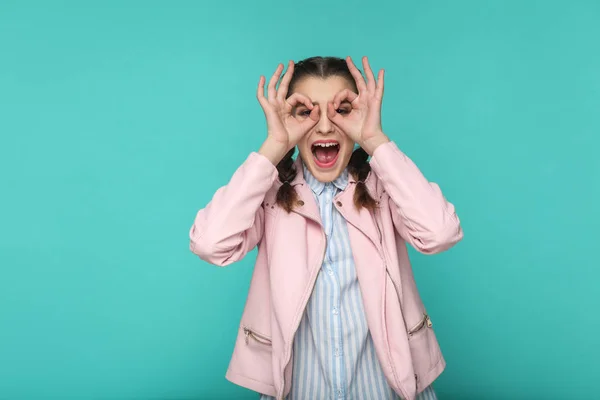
[298,100,352,106]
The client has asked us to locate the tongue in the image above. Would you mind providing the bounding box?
[314,147,338,163]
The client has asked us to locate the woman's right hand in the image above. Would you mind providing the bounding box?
[257,61,320,165]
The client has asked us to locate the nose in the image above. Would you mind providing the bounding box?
[315,107,334,135]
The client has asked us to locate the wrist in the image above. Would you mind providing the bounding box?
[360,133,390,156]
[258,137,289,165]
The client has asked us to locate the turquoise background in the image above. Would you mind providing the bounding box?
[1,1,599,399]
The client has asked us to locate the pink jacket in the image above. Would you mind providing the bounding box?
[189,141,463,400]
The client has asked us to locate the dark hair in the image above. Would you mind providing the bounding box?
[275,56,377,212]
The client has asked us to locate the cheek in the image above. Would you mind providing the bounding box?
[341,146,353,161]
[297,138,310,154]
[341,139,355,159]
[297,133,312,149]
[296,140,312,161]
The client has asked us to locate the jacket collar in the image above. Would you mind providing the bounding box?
[271,156,382,253]
[302,163,349,196]
[279,155,377,195]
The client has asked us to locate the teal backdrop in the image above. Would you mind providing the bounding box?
[1,1,599,399]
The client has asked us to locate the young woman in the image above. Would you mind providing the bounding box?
[189,56,463,400]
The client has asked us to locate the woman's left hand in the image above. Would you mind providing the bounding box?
[327,56,390,156]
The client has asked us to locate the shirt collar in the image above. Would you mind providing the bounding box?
[302,162,349,196]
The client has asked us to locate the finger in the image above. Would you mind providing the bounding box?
[256,75,269,108]
[346,56,367,93]
[307,104,320,123]
[332,88,359,110]
[376,69,385,100]
[327,101,338,120]
[285,92,314,110]
[295,105,319,137]
[277,60,294,101]
[362,56,376,92]
[327,104,351,138]
[267,63,284,101]
[328,101,350,127]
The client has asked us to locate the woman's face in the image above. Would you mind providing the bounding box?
[291,76,356,183]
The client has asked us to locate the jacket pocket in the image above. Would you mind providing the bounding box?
[227,324,275,392]
[407,313,441,392]
[408,313,432,337]
[243,326,272,346]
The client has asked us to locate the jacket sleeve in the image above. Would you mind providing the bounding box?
[189,152,279,266]
[369,141,463,255]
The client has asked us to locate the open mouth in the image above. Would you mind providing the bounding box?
[311,140,340,169]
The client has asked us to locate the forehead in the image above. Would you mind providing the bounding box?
[291,76,355,101]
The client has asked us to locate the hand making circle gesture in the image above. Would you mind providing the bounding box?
[327,56,387,154]
[257,61,320,163]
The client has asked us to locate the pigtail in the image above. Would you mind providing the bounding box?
[275,148,299,212]
[348,147,377,210]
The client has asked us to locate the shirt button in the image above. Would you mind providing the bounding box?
[337,389,344,398]
[332,307,339,315]
[327,268,334,276]
[334,347,341,357]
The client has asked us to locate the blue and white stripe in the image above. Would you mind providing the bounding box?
[260,164,437,400]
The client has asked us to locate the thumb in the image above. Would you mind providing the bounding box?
[308,104,320,122]
[327,101,346,128]
[301,104,320,128]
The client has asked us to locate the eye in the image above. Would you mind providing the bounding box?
[336,108,350,114]
[298,109,311,116]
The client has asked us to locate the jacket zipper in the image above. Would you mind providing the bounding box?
[412,314,431,395]
[415,374,419,394]
[243,327,272,345]
[374,202,411,400]
[278,231,327,400]
[330,194,411,400]
[408,313,432,336]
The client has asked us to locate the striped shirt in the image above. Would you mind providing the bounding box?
[260,164,437,400]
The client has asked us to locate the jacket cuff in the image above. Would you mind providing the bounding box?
[246,152,279,186]
[369,141,409,178]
